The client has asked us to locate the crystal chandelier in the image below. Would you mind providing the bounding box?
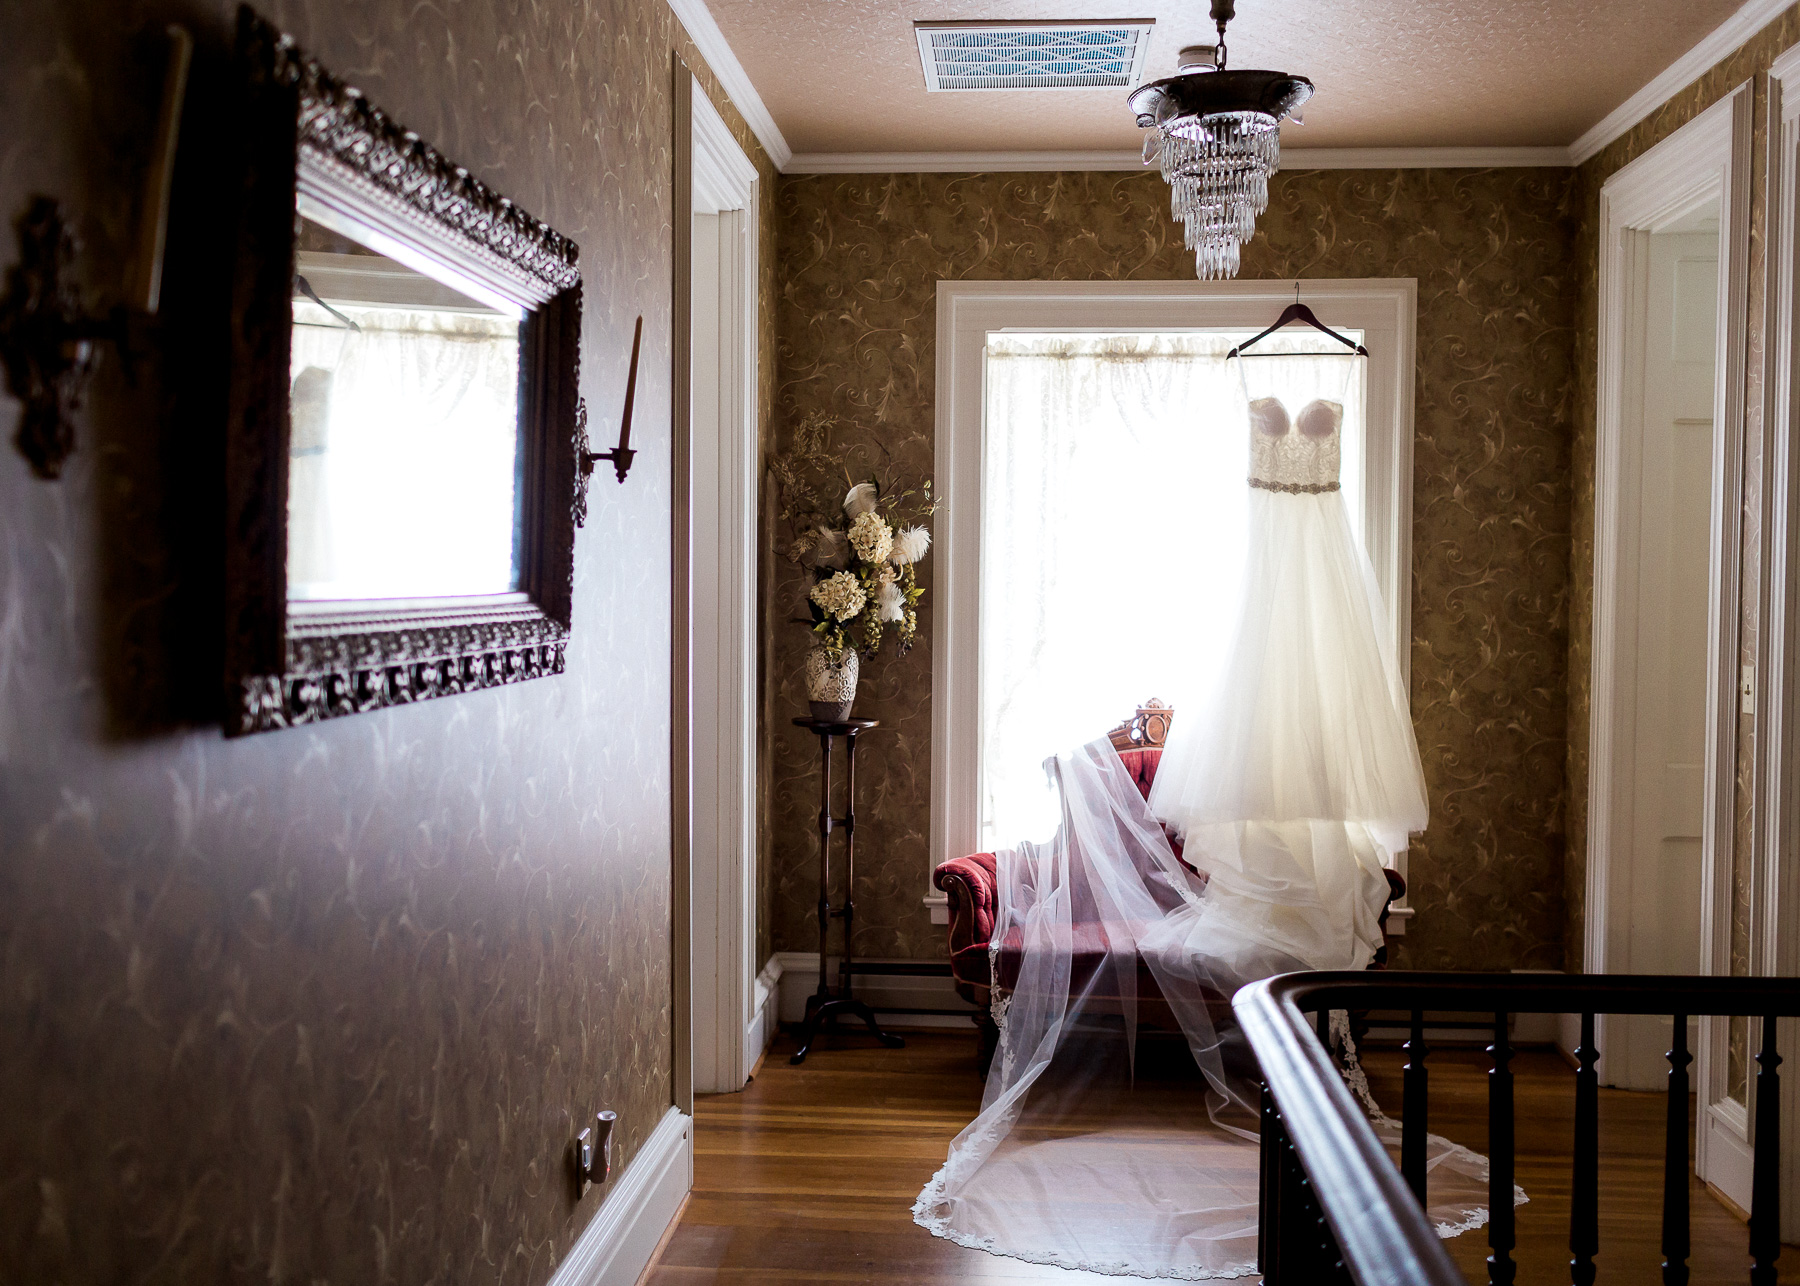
[1127,1,1313,279]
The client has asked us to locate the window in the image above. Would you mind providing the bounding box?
[979,330,1367,848]
[929,280,1416,918]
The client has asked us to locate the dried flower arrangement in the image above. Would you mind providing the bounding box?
[771,411,937,660]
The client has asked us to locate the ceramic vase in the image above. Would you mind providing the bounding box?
[804,646,859,721]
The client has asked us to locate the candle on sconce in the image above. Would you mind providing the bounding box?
[580,314,641,486]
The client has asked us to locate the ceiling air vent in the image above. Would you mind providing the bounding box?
[914,20,1155,92]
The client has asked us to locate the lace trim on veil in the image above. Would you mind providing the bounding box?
[912,1168,1260,1280]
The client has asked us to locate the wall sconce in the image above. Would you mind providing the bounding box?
[573,314,641,526]
[0,25,191,480]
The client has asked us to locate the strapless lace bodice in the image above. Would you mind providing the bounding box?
[1247,396,1341,494]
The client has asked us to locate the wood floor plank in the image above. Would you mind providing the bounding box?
[645,1031,1784,1283]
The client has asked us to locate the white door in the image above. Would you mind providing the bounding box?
[1615,227,1717,1090]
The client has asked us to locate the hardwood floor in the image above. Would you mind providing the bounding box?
[645,1028,1779,1284]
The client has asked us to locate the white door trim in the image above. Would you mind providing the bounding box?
[687,80,763,1095]
[1586,81,1752,1187]
[1756,45,1800,1238]
[929,278,1417,916]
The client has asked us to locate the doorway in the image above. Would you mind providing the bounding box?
[686,82,763,1095]
[1614,214,1718,1086]
[1588,84,1750,1206]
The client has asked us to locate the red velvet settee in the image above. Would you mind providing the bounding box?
[932,701,1405,1071]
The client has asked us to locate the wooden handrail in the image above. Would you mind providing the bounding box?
[1233,970,1800,1286]
[1245,970,1800,1018]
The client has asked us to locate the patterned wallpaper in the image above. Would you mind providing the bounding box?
[767,166,1579,972]
[0,1,773,1283]
[1567,6,1800,1094]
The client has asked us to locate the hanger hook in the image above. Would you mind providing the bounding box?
[1294,282,1300,305]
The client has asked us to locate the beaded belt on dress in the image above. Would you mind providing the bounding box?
[1248,477,1340,494]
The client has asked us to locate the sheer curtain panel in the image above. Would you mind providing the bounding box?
[978,331,1365,851]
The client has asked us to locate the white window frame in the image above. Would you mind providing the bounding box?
[928,278,1419,924]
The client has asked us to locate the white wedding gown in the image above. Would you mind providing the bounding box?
[913,353,1514,1279]
[1149,352,1429,976]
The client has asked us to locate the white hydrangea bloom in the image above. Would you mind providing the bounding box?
[810,570,867,622]
[848,510,893,565]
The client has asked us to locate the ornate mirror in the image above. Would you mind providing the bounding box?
[224,7,586,735]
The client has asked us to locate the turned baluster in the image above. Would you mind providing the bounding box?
[1750,1016,1782,1286]
[1661,1013,1691,1286]
[1259,1083,1280,1279]
[1570,1012,1599,1286]
[1403,1008,1429,1207]
[1488,1012,1517,1286]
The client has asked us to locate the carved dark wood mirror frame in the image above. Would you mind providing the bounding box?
[223,7,586,736]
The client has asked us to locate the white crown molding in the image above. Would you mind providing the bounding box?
[785,146,1574,174]
[1570,0,1792,165]
[1283,146,1572,170]
[666,0,792,170]
[672,0,1786,177]
[786,149,1139,173]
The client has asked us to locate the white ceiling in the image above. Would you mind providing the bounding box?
[694,0,1763,162]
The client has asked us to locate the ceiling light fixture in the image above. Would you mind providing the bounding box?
[1127,0,1312,279]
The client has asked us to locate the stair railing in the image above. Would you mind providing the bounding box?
[1233,971,1800,1286]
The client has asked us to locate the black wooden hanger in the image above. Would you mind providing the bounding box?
[1227,283,1366,358]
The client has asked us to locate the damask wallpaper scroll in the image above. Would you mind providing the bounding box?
[0,1,775,1282]
[768,165,1579,973]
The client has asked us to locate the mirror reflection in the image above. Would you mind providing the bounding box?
[288,214,523,602]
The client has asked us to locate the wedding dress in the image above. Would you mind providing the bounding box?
[913,352,1513,1279]
[1148,352,1429,976]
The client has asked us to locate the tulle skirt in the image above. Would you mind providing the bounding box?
[912,485,1456,1278]
[913,743,1506,1280]
[1149,489,1428,860]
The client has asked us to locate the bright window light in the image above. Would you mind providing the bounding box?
[978,328,1365,850]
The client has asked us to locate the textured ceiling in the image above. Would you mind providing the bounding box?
[703,0,1750,153]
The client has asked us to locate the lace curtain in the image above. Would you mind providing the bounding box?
[288,301,521,600]
[979,331,1366,850]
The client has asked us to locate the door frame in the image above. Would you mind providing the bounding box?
[684,78,763,1095]
[1586,81,1751,1191]
[1756,46,1800,1237]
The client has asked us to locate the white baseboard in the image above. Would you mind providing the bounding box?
[547,1107,692,1286]
[775,951,981,1029]
[745,955,782,1077]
